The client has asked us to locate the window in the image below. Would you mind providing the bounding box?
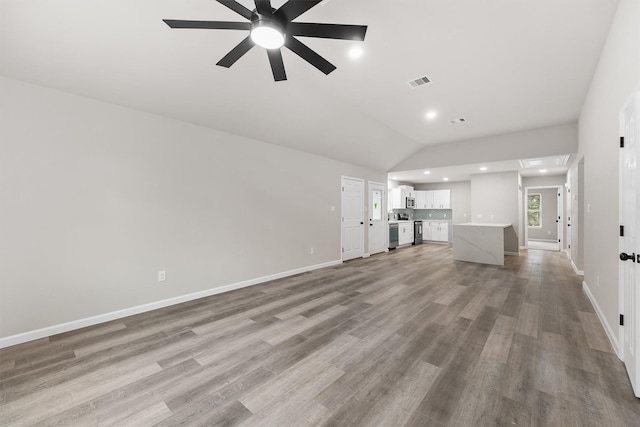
[371,189,382,220]
[528,193,542,228]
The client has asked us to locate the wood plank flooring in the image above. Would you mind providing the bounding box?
[1,245,639,426]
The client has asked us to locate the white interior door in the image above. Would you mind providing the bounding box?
[620,87,640,397]
[342,177,364,261]
[566,181,572,258]
[368,181,386,256]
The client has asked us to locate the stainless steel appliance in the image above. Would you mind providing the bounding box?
[389,223,398,250]
[413,220,423,245]
[405,197,416,209]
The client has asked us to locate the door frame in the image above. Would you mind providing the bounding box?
[618,83,640,396]
[367,181,387,256]
[566,180,572,259]
[341,176,365,262]
[523,185,563,251]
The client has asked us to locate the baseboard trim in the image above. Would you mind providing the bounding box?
[571,259,584,276]
[362,253,371,258]
[505,251,520,256]
[582,281,621,358]
[0,259,343,349]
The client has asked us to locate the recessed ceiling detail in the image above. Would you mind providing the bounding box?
[519,155,570,169]
[408,76,431,88]
[163,0,368,82]
[449,117,467,124]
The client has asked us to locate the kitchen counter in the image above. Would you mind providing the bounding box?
[452,223,513,266]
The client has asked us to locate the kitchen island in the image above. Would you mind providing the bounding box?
[453,223,513,266]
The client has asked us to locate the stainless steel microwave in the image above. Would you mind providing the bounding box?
[406,197,416,209]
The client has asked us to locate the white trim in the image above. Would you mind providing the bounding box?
[341,175,365,262]
[571,259,584,276]
[583,281,621,359]
[529,238,558,243]
[504,251,520,256]
[0,259,342,349]
[362,253,371,258]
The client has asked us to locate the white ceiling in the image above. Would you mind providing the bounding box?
[389,156,572,184]
[0,0,618,172]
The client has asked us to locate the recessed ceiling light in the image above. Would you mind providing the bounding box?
[539,169,548,173]
[443,177,449,181]
[391,176,398,180]
[348,46,363,59]
[424,171,431,174]
[425,111,438,120]
[480,167,488,171]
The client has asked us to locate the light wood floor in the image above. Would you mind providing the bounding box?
[1,245,639,426]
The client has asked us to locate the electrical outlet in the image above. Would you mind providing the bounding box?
[331,206,335,211]
[490,214,494,219]
[310,247,314,254]
[158,270,166,282]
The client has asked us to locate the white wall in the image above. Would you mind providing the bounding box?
[470,171,521,252]
[0,77,385,340]
[572,0,640,351]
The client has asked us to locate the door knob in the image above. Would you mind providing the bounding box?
[360,222,364,225]
[370,223,373,226]
[619,252,636,262]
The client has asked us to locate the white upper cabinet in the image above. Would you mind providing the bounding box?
[414,190,449,209]
[390,188,415,209]
[416,191,426,209]
[433,190,451,209]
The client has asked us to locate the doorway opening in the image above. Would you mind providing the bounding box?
[524,185,563,252]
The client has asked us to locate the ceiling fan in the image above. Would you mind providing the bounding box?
[163,0,368,81]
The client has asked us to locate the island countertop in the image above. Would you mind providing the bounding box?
[455,223,511,228]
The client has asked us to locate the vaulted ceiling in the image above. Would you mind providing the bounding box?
[0,0,618,172]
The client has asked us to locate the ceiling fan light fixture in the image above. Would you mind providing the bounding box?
[250,19,285,49]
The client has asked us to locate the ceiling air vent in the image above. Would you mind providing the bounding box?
[449,117,467,124]
[408,76,431,88]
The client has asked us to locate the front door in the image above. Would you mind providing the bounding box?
[368,181,386,256]
[341,176,364,261]
[620,86,640,397]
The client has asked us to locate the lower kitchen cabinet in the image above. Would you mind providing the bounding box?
[398,223,414,246]
[425,222,449,243]
[432,222,449,242]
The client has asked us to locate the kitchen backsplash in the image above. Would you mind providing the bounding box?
[391,209,452,220]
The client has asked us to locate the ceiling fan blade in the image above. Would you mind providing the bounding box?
[285,36,336,75]
[254,0,272,15]
[267,49,287,81]
[163,20,250,30]
[275,0,322,22]
[217,36,255,68]
[216,0,254,20]
[288,23,367,41]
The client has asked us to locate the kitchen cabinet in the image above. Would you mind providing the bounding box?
[431,222,449,242]
[398,222,414,245]
[414,190,449,209]
[415,191,426,209]
[433,190,451,209]
[423,222,432,241]
[390,188,415,209]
